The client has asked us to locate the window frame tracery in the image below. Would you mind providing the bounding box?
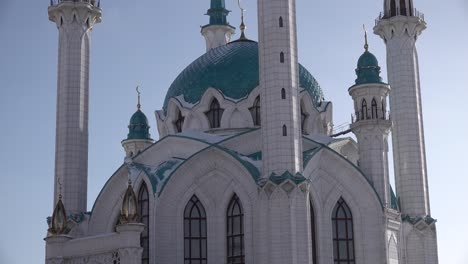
[226,194,245,264]
[249,96,261,126]
[205,98,224,129]
[332,198,355,264]
[138,182,150,264]
[184,195,208,264]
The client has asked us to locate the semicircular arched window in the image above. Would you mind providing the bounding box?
[227,194,245,264]
[332,197,355,264]
[138,183,149,264]
[206,98,224,129]
[184,195,207,264]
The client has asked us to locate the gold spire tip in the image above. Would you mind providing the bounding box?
[363,24,369,51]
[238,0,247,40]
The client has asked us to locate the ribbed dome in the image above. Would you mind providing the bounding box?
[163,40,324,111]
[127,110,151,140]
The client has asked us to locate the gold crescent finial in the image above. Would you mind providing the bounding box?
[136,85,141,110]
[363,24,369,51]
[238,0,247,40]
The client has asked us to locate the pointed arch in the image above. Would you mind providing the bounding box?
[205,98,223,128]
[281,88,286,99]
[280,52,285,63]
[390,0,397,16]
[249,96,261,126]
[400,0,407,15]
[361,99,368,120]
[226,194,245,264]
[310,200,317,264]
[279,16,284,27]
[174,107,185,133]
[332,197,355,264]
[371,98,378,119]
[184,195,207,264]
[138,182,150,264]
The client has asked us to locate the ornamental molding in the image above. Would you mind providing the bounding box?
[374,16,426,41]
[49,2,101,29]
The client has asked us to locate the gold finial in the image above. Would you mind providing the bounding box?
[238,0,247,40]
[58,178,63,200]
[363,24,369,51]
[136,85,141,110]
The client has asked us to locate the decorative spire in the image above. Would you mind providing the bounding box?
[49,178,68,235]
[238,0,247,40]
[136,85,141,110]
[363,24,369,52]
[119,170,140,224]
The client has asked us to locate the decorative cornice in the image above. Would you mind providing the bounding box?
[374,16,426,41]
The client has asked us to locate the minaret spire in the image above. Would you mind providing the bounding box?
[136,85,141,110]
[238,0,247,40]
[201,0,235,51]
[363,24,369,51]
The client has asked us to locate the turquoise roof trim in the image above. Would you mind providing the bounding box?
[163,40,324,112]
[268,171,307,185]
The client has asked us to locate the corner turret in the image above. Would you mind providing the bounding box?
[201,0,235,51]
[122,87,155,158]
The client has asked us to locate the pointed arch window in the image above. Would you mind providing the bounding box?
[390,0,397,16]
[400,0,407,15]
[281,88,286,99]
[249,96,261,126]
[310,201,318,264]
[227,194,245,264]
[371,99,378,119]
[332,198,355,264]
[184,196,207,264]
[280,52,285,63]
[381,99,386,119]
[361,99,368,120]
[279,17,284,27]
[206,98,224,128]
[301,105,308,134]
[138,183,150,264]
[175,108,185,133]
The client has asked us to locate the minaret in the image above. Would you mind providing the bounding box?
[48,0,101,214]
[121,87,154,158]
[349,31,392,207]
[201,0,235,51]
[258,0,302,177]
[374,0,429,217]
[375,1,438,264]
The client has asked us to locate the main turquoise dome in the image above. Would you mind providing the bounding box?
[163,40,324,111]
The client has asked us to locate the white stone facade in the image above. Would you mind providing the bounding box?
[45,0,439,264]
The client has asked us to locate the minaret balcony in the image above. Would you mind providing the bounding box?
[352,111,391,124]
[375,8,424,25]
[50,0,100,7]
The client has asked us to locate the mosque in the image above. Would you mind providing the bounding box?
[45,0,438,263]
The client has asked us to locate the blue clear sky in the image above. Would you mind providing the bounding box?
[0,0,467,263]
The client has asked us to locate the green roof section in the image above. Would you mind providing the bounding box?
[126,110,152,140]
[203,0,233,28]
[163,40,324,112]
[353,49,386,86]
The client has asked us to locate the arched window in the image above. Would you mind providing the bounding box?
[206,98,224,128]
[381,99,386,119]
[184,196,207,264]
[282,125,287,136]
[301,105,308,134]
[249,96,261,126]
[175,108,185,133]
[138,183,150,264]
[310,201,317,264]
[227,194,245,264]
[280,52,285,63]
[281,88,286,99]
[332,198,355,264]
[400,0,407,15]
[371,98,378,119]
[279,16,284,27]
[390,0,397,16]
[408,0,414,15]
[361,99,368,120]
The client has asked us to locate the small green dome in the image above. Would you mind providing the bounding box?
[127,110,152,140]
[354,50,385,86]
[163,40,324,111]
